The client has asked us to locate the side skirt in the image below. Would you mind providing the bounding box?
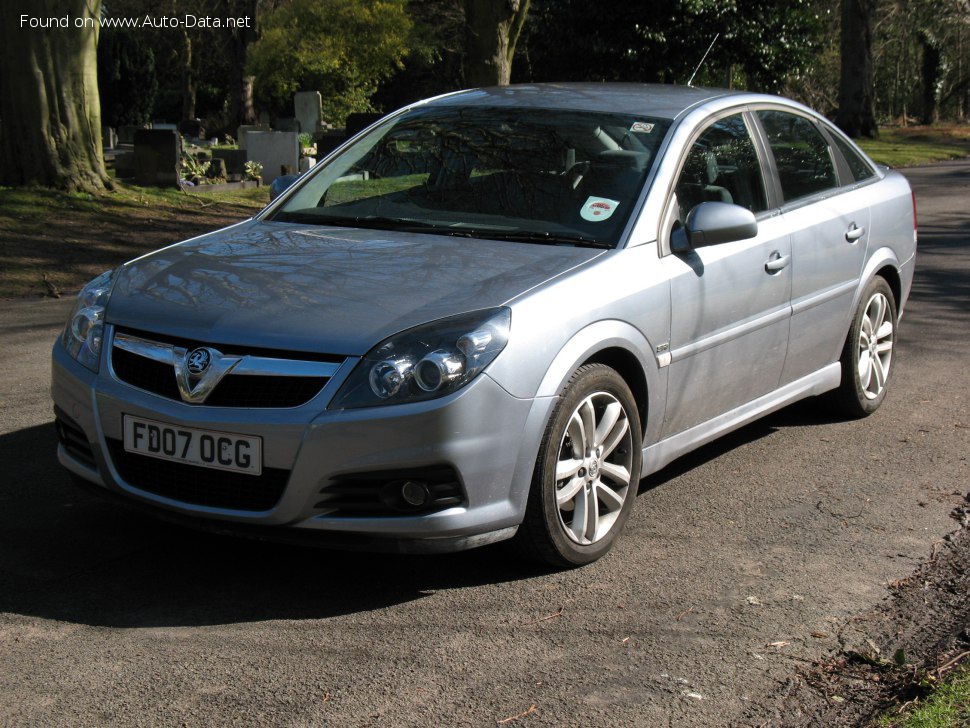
[642,363,841,477]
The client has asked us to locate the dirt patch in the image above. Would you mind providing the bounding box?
[758,494,970,726]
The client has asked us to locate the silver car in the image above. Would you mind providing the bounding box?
[52,84,917,566]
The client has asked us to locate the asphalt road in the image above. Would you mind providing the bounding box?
[1,162,968,727]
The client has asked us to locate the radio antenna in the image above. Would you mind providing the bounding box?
[687,33,720,88]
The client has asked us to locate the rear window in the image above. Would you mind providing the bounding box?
[757,110,838,203]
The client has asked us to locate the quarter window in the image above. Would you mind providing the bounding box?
[830,132,876,183]
[674,114,768,225]
[757,110,838,203]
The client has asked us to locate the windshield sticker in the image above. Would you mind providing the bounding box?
[630,121,655,133]
[580,196,620,222]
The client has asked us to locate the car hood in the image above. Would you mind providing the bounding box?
[107,221,605,355]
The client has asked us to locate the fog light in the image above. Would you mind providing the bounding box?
[401,480,430,507]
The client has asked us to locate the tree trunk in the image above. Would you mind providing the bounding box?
[229,0,259,127]
[834,0,879,139]
[0,0,109,191]
[179,24,197,121]
[463,0,531,87]
[919,31,943,125]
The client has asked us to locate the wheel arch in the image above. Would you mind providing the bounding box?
[581,347,649,434]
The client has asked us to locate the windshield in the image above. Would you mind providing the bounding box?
[270,106,672,248]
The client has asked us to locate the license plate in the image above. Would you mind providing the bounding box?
[123,415,262,475]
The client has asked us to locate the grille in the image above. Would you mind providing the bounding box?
[54,410,97,470]
[110,329,336,408]
[112,347,180,400]
[107,439,289,511]
[315,466,465,516]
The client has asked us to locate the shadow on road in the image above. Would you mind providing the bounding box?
[0,398,858,631]
[0,423,553,630]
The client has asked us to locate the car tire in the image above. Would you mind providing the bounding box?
[515,364,642,567]
[830,276,898,418]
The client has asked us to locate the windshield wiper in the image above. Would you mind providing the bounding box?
[475,231,612,249]
[274,212,450,233]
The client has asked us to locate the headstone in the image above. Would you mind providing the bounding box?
[315,131,345,158]
[152,122,178,131]
[206,158,227,179]
[212,148,248,175]
[294,91,323,135]
[118,125,141,145]
[275,117,301,133]
[179,118,205,139]
[114,151,135,178]
[102,126,117,150]
[237,123,270,150]
[246,131,300,184]
[133,129,181,187]
[298,157,316,174]
[346,112,385,139]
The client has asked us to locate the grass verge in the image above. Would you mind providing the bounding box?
[875,664,970,727]
[0,182,269,299]
[856,125,970,167]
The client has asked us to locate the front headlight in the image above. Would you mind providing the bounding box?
[331,307,511,409]
[62,269,115,372]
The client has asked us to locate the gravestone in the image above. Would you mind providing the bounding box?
[315,131,345,158]
[298,157,316,174]
[206,158,227,180]
[133,129,181,187]
[246,131,299,184]
[118,125,141,144]
[275,118,301,133]
[295,91,323,135]
[237,123,270,150]
[102,126,117,150]
[212,148,247,175]
[179,118,205,139]
[114,151,135,178]
[152,122,177,131]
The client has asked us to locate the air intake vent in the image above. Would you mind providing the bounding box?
[107,439,290,511]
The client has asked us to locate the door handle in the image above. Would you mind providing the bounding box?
[764,251,791,273]
[845,223,866,242]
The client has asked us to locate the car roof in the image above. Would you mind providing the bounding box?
[420,83,749,120]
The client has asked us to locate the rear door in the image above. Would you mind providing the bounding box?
[753,109,871,385]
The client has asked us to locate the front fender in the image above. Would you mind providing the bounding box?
[495,319,666,519]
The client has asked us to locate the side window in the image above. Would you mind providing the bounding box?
[674,114,768,225]
[757,110,838,203]
[830,133,876,184]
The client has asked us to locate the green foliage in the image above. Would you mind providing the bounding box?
[521,0,822,92]
[97,28,158,127]
[876,666,969,727]
[180,153,211,180]
[247,0,417,125]
[244,160,263,180]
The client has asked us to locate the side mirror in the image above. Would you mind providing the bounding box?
[674,201,758,251]
[269,174,300,201]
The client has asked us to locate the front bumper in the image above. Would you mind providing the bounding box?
[52,334,554,552]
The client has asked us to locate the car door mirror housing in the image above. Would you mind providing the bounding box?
[683,201,758,248]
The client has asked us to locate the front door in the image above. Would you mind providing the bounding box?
[661,112,792,438]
